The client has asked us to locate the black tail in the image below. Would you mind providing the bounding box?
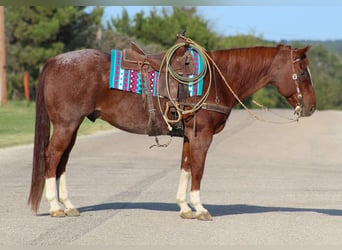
[28,62,51,213]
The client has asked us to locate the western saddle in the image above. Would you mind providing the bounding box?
[120,34,196,136]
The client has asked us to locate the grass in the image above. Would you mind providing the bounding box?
[0,101,114,148]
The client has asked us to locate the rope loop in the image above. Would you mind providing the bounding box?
[156,37,212,129]
[157,35,301,130]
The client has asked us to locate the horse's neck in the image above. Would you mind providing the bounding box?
[213,47,279,102]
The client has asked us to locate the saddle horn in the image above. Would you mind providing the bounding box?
[179,29,186,36]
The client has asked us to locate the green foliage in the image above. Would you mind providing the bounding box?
[100,31,132,53]
[301,44,342,109]
[217,35,275,49]
[249,43,342,110]
[108,7,218,50]
[289,39,342,54]
[252,86,289,108]
[88,6,342,110]
[0,101,35,147]
[5,6,103,99]
[3,6,342,110]
[0,101,113,148]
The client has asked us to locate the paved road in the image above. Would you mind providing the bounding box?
[1,110,342,246]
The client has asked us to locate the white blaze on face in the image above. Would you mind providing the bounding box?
[307,66,313,87]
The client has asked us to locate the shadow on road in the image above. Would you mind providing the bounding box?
[74,202,342,217]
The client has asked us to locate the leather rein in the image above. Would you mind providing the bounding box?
[205,46,305,124]
[149,38,305,148]
[159,36,306,133]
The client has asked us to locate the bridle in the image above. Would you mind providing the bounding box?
[158,38,312,128]
[212,47,311,124]
[291,50,305,117]
[216,47,312,124]
[150,39,313,148]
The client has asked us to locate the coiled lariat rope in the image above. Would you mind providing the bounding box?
[162,44,211,115]
[156,37,212,131]
[157,35,300,132]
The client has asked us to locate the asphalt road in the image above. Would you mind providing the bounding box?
[1,109,342,246]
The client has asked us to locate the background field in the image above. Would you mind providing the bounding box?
[0,101,113,148]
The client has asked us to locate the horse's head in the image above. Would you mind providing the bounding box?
[272,45,316,117]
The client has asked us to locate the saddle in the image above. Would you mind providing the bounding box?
[120,35,196,136]
[122,42,195,76]
[121,43,165,73]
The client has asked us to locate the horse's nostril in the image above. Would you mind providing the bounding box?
[310,105,316,114]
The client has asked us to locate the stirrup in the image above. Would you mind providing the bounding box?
[164,102,182,124]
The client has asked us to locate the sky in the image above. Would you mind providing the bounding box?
[102,5,342,42]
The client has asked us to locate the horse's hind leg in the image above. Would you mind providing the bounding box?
[56,127,80,216]
[45,122,81,217]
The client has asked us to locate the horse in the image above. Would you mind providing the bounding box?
[28,39,316,221]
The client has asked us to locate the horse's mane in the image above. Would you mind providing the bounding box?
[213,45,282,59]
[212,46,282,81]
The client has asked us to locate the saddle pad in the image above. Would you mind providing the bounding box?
[109,49,203,97]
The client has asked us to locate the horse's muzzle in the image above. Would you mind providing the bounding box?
[303,104,316,117]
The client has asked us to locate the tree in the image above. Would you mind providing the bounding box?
[5,6,103,99]
[217,34,275,49]
[108,7,218,50]
[105,7,342,110]
[305,44,342,109]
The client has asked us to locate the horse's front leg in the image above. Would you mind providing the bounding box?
[176,129,213,221]
[176,137,196,219]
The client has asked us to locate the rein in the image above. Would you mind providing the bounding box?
[249,51,304,124]
[157,35,303,132]
[204,44,302,124]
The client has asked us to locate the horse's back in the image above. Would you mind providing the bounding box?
[49,49,110,78]
[53,49,108,65]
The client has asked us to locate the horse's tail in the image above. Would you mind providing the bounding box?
[28,62,51,213]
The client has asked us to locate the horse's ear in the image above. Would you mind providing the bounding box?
[295,45,312,59]
[302,45,312,54]
[298,45,311,56]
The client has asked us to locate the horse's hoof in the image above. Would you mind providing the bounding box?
[179,210,196,219]
[65,208,80,217]
[196,211,213,221]
[49,209,66,217]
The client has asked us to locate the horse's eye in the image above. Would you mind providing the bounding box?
[299,71,307,81]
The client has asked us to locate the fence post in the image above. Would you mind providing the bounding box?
[24,71,30,101]
[0,6,7,105]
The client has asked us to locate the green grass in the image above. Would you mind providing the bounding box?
[0,101,114,148]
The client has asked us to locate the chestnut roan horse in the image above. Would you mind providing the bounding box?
[28,36,316,221]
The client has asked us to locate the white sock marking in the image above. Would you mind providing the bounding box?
[45,177,61,212]
[58,172,75,210]
[176,169,192,212]
[190,190,208,214]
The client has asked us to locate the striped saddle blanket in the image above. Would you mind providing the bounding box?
[109,49,204,97]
